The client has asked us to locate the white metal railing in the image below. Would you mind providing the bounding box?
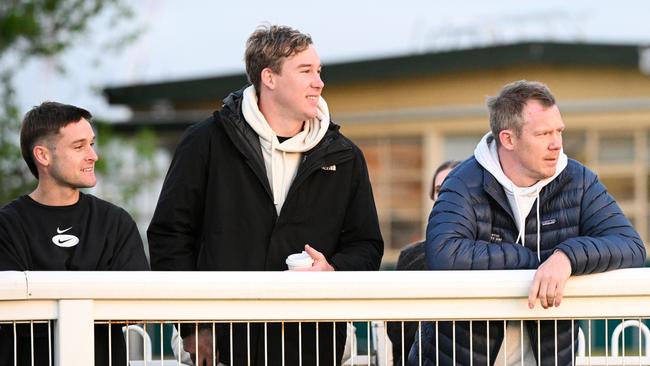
[0,268,649,365]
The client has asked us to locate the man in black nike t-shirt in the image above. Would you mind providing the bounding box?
[0,102,149,366]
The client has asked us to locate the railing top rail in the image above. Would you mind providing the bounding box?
[1,269,649,321]
[1,268,648,301]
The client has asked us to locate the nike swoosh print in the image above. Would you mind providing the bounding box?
[52,234,80,248]
[57,227,72,234]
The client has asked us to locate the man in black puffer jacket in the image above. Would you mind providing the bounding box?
[411,80,646,366]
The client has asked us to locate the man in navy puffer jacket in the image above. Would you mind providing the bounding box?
[410,80,646,366]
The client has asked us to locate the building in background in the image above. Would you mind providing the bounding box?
[104,41,650,264]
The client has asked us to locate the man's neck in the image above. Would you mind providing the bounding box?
[497,146,537,187]
[258,95,305,137]
[29,183,80,206]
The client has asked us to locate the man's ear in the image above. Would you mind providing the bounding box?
[260,67,275,91]
[498,129,516,151]
[32,145,51,168]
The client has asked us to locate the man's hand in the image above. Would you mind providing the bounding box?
[183,328,216,366]
[292,244,335,271]
[528,250,572,309]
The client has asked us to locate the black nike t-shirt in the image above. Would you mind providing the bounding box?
[0,192,148,366]
[0,192,148,271]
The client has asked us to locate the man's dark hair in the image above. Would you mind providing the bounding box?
[20,101,92,179]
[487,80,556,147]
[245,24,313,93]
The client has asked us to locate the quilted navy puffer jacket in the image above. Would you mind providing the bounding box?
[410,157,646,366]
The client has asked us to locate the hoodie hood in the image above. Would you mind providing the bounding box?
[241,85,330,214]
[474,132,568,258]
[241,85,330,153]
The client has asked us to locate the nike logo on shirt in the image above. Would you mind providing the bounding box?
[52,234,79,248]
[52,227,79,247]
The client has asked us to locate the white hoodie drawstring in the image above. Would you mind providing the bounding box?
[513,192,524,246]
[513,185,542,262]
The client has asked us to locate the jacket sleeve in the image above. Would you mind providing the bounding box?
[329,146,384,271]
[110,208,150,270]
[426,175,540,270]
[147,122,210,271]
[555,167,646,275]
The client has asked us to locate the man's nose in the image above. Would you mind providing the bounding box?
[550,134,562,150]
[88,146,99,161]
[313,73,324,89]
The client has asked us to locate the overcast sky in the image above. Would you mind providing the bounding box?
[12,0,650,120]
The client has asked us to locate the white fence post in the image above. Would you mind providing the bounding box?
[55,299,94,366]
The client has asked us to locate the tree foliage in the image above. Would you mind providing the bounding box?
[0,1,158,209]
[0,72,34,203]
[0,0,132,57]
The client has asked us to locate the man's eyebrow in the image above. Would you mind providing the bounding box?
[70,136,95,144]
[297,63,322,68]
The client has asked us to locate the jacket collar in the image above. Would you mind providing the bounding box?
[218,86,351,198]
[482,160,573,223]
[220,86,272,198]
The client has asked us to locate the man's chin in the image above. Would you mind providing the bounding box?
[76,180,97,189]
[539,171,555,180]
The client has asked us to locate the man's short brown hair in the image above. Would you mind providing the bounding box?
[487,80,556,146]
[20,101,92,179]
[245,24,313,92]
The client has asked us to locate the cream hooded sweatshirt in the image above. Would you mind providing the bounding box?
[474,132,568,365]
[241,85,330,214]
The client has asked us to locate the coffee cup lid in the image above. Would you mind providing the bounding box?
[286,251,314,267]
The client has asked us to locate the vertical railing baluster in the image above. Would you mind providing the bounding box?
[248,322,252,366]
[366,321,371,366]
[281,321,286,366]
[264,322,268,366]
[571,319,575,366]
[554,319,558,366]
[521,320,524,366]
[605,319,609,366]
[30,320,34,366]
[469,320,473,366]
[452,320,456,366]
[299,322,303,366]
[401,321,405,366]
[48,321,53,366]
[177,321,182,365]
[316,322,320,366]
[502,320,506,366]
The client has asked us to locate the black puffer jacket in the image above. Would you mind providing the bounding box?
[148,88,383,366]
[410,157,646,365]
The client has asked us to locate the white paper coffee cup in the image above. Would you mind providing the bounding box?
[286,251,314,270]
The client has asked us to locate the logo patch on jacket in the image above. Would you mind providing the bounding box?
[321,165,336,171]
[489,233,502,243]
[541,218,557,226]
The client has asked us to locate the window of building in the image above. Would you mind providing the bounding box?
[356,136,423,251]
